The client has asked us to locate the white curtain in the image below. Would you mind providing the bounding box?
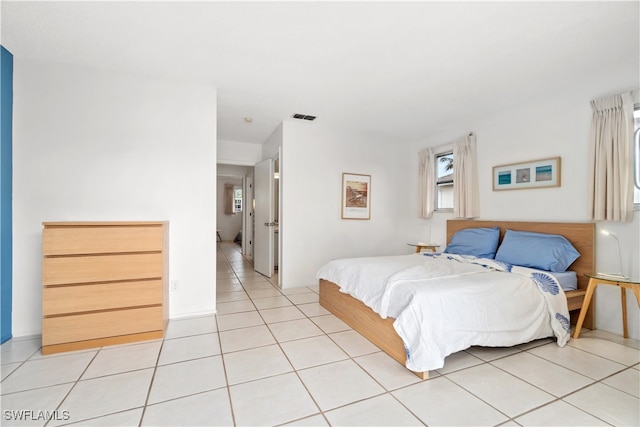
[588,92,634,222]
[453,133,479,218]
[224,184,235,215]
[418,148,434,219]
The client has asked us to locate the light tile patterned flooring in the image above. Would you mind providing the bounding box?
[1,241,639,426]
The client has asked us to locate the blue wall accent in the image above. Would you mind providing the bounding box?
[1,46,13,344]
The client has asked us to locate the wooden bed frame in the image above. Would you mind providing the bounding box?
[319,219,595,380]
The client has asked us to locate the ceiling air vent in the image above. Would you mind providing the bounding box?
[292,113,316,121]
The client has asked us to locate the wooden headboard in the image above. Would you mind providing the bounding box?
[446,220,595,292]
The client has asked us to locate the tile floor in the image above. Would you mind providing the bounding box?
[1,241,639,426]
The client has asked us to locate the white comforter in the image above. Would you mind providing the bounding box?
[316,253,570,372]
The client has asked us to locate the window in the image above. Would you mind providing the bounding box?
[436,152,454,210]
[233,187,243,213]
[634,107,640,206]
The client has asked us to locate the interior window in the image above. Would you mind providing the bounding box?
[233,187,243,213]
[436,152,454,210]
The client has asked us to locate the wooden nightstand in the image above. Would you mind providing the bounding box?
[407,243,440,253]
[573,273,640,339]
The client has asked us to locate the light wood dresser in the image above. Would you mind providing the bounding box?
[42,221,168,355]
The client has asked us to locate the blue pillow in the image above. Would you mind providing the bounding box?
[494,230,580,272]
[444,227,500,259]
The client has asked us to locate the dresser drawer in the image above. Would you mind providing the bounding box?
[42,306,164,346]
[41,221,168,354]
[43,253,163,285]
[43,280,162,316]
[43,225,164,256]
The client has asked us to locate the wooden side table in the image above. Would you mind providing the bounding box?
[573,273,640,339]
[407,243,440,253]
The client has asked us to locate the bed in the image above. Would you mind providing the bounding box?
[318,220,595,379]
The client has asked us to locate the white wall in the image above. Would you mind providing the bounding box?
[217,139,261,166]
[280,120,415,288]
[13,58,218,336]
[217,164,251,177]
[406,87,640,340]
[262,123,283,161]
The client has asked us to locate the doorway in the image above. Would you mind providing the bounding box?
[253,158,274,278]
[253,153,281,285]
[216,164,254,258]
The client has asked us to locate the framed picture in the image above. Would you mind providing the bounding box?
[341,173,371,219]
[493,157,561,191]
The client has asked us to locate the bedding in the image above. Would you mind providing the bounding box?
[316,252,570,372]
[443,226,500,258]
[546,270,578,291]
[494,229,580,272]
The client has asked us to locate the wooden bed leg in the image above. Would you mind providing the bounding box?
[414,370,429,380]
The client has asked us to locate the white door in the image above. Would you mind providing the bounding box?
[243,176,253,258]
[254,158,274,277]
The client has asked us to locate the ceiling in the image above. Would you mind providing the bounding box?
[2,1,638,145]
